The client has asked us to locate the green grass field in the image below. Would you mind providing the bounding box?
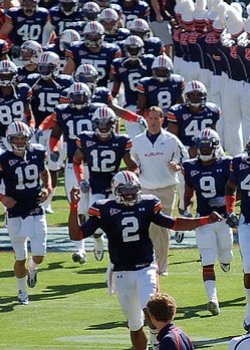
[0,174,246,350]
[0,248,246,350]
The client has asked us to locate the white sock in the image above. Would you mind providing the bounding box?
[16,276,27,293]
[204,280,218,303]
[74,239,85,252]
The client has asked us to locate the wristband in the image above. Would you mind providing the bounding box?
[225,195,236,213]
[70,202,78,212]
[199,217,209,225]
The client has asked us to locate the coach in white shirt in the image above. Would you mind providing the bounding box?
[132,106,189,275]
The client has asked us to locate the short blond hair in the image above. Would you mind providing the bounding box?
[148,106,164,118]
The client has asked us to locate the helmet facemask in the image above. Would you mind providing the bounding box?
[185,91,206,111]
[198,138,219,161]
[114,183,141,206]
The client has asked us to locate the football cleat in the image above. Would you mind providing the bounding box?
[18,290,29,305]
[207,301,220,316]
[220,263,230,273]
[94,236,104,261]
[27,269,38,288]
[174,231,184,244]
[72,251,87,265]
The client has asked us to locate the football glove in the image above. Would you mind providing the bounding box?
[208,196,226,208]
[34,128,43,143]
[138,117,147,129]
[226,212,239,228]
[79,180,89,193]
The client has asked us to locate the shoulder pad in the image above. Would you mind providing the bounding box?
[96,198,110,205]
[205,102,220,112]
[169,73,184,82]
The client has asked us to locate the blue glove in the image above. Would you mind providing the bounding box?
[50,151,60,162]
[79,180,89,193]
[226,212,239,228]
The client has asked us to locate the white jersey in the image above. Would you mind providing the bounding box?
[229,334,250,350]
[132,128,189,189]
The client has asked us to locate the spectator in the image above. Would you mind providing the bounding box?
[147,292,194,350]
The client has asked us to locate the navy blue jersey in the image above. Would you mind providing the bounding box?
[137,74,184,115]
[81,194,175,269]
[5,7,49,46]
[228,154,250,223]
[115,0,150,27]
[0,84,31,137]
[49,5,85,36]
[28,73,74,127]
[112,54,154,106]
[157,323,194,350]
[166,102,221,147]
[17,66,38,84]
[144,36,164,56]
[0,145,46,218]
[54,102,103,162]
[77,131,132,194]
[65,41,121,87]
[104,28,130,46]
[183,157,232,216]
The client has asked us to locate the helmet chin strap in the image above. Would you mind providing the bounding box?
[199,153,214,161]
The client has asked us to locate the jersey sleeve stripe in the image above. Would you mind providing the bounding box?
[88,207,101,218]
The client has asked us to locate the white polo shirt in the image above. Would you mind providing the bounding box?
[132,129,189,190]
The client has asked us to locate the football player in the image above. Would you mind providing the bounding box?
[0,60,33,153]
[68,170,222,350]
[99,7,130,46]
[129,18,165,56]
[183,128,233,316]
[114,0,150,28]
[63,20,121,87]
[167,80,221,158]
[48,0,85,37]
[73,105,138,261]
[111,35,154,138]
[17,40,43,84]
[45,29,80,74]
[225,139,250,332]
[136,54,185,119]
[0,121,51,305]
[28,51,74,213]
[0,0,52,54]
[49,82,105,263]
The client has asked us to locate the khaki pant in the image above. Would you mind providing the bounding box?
[142,185,176,274]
